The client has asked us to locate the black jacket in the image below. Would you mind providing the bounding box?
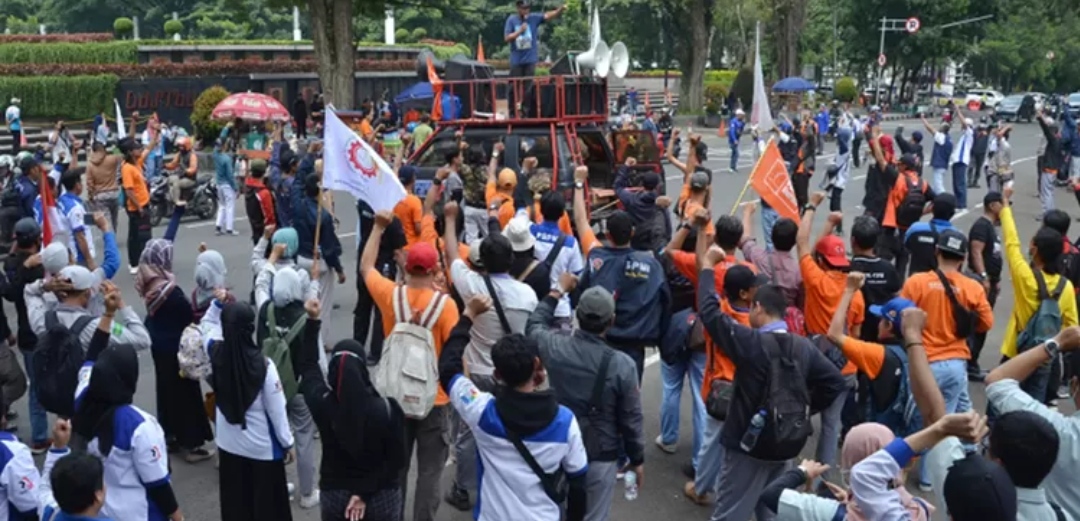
[697,270,845,459]
[1,250,40,350]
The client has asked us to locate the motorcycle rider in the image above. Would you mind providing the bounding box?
[165,136,198,205]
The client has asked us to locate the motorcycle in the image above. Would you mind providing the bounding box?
[148,173,218,227]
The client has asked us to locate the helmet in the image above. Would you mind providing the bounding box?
[0,155,12,171]
[176,136,192,151]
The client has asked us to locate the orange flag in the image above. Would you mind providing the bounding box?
[476,36,485,63]
[427,56,443,121]
[750,141,799,222]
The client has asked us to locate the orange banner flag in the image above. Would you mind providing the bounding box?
[39,172,55,245]
[427,56,443,121]
[476,36,485,63]
[750,141,799,222]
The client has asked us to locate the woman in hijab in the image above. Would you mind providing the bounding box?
[295,298,406,521]
[757,422,933,521]
[134,238,215,463]
[253,261,321,507]
[211,301,294,521]
[193,248,233,322]
[73,288,184,521]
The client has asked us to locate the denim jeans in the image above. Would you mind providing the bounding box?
[760,205,779,251]
[729,142,739,172]
[144,154,162,183]
[918,358,971,485]
[815,380,852,483]
[693,415,725,496]
[22,352,47,444]
[659,352,706,468]
[932,167,948,195]
[952,162,969,208]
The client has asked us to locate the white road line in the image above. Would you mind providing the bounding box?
[186,216,248,229]
[644,352,660,368]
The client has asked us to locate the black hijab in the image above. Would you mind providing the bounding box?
[72,344,139,456]
[328,339,403,462]
[211,302,267,427]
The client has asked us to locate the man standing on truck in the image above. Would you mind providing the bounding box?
[504,0,566,78]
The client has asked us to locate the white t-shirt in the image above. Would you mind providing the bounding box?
[451,259,538,376]
[529,221,584,318]
[777,490,841,521]
[951,126,974,165]
[48,130,72,165]
[449,375,588,521]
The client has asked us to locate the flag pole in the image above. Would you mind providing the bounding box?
[729,137,774,214]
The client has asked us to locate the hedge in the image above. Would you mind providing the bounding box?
[0,42,137,64]
[0,75,118,120]
[0,59,416,77]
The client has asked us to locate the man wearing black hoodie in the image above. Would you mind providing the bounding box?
[440,294,588,521]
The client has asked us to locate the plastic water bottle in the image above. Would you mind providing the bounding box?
[740,409,768,452]
[624,470,638,501]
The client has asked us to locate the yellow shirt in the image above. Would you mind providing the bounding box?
[999,206,1079,358]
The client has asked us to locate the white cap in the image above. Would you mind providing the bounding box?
[504,217,536,253]
[58,265,95,291]
[9,98,19,105]
[964,118,974,126]
[735,109,746,116]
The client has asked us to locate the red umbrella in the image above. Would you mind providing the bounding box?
[211,91,290,122]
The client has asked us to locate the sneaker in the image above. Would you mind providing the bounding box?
[184,446,215,463]
[444,486,471,511]
[225,230,239,236]
[967,369,987,383]
[129,265,139,275]
[654,434,677,455]
[1058,385,1071,400]
[299,490,320,509]
[30,441,49,456]
[287,482,295,502]
[215,227,223,236]
[683,481,712,505]
[918,482,932,493]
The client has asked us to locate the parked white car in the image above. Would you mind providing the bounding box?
[966,89,1005,109]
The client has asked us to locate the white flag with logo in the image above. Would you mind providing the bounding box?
[323,109,406,212]
[750,23,774,133]
[114,98,126,139]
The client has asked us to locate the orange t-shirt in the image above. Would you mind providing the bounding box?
[530,204,572,236]
[121,152,150,212]
[365,270,460,406]
[841,337,886,379]
[394,194,424,246]
[900,269,993,362]
[485,181,516,229]
[680,200,715,237]
[800,254,865,375]
[883,168,925,229]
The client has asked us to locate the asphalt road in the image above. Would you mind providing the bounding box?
[3,116,1067,521]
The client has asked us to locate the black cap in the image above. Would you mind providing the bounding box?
[13,217,40,245]
[936,228,969,257]
[943,453,1017,521]
[899,153,918,170]
[642,172,660,191]
[723,265,770,297]
[515,0,531,6]
[933,193,958,218]
[117,137,141,155]
[17,155,39,173]
[984,191,1004,206]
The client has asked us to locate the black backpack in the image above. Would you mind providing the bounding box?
[33,312,94,417]
[754,333,813,460]
[895,175,926,229]
[1060,241,1080,296]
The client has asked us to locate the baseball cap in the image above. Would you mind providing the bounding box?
[398,165,418,184]
[689,171,710,190]
[984,191,1004,206]
[58,265,96,291]
[723,265,769,297]
[42,242,70,276]
[868,297,916,332]
[405,242,439,274]
[814,235,850,268]
[504,217,535,252]
[911,130,923,142]
[17,154,39,173]
[735,109,745,116]
[13,217,40,245]
[899,153,918,170]
[943,453,1017,521]
[576,287,616,324]
[933,193,957,217]
[642,172,661,191]
[936,228,968,257]
[497,168,518,190]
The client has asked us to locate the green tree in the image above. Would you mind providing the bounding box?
[164,19,184,37]
[114,17,134,38]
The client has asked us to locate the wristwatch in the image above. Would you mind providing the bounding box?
[432,178,443,186]
[575,181,585,189]
[1044,339,1061,360]
[680,222,693,231]
[803,203,817,213]
[492,151,500,159]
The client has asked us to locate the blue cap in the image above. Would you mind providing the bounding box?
[399,165,418,184]
[868,297,916,333]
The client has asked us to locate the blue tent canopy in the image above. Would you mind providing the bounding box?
[772,77,816,92]
[394,82,434,106]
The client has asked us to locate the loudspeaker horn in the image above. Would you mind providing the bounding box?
[609,41,630,78]
[575,39,610,77]
[416,48,446,81]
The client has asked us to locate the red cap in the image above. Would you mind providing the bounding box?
[814,235,850,268]
[406,242,439,274]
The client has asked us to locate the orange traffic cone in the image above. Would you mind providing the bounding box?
[718,118,727,137]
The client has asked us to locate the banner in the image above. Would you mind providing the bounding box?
[114,98,127,139]
[750,22,774,133]
[750,141,798,221]
[427,56,443,121]
[323,110,406,212]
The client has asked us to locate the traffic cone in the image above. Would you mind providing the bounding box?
[718,118,727,137]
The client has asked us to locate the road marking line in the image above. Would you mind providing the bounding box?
[186,217,248,229]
